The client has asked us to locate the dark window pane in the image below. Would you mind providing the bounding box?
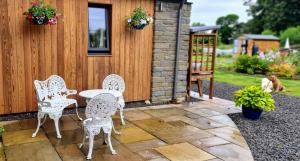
[88,4,110,54]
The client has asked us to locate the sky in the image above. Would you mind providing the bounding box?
[188,0,252,26]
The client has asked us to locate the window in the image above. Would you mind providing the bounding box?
[88,4,111,54]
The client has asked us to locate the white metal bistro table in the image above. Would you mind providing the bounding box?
[79,89,122,102]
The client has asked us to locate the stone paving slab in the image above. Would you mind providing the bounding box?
[55,144,86,161]
[113,126,156,144]
[0,95,253,161]
[124,139,167,152]
[189,136,230,148]
[5,141,61,161]
[3,129,48,146]
[151,125,213,144]
[204,143,254,161]
[155,142,216,161]
[133,118,175,133]
[206,127,249,149]
[136,149,167,160]
[3,119,37,132]
[143,108,188,118]
[81,144,144,161]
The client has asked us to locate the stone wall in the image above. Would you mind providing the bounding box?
[151,0,191,103]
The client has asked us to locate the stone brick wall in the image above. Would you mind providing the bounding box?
[151,0,191,103]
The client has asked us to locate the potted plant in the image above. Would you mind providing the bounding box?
[234,86,275,120]
[23,0,60,25]
[127,7,153,30]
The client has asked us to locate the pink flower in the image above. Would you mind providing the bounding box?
[48,18,57,25]
[31,1,40,7]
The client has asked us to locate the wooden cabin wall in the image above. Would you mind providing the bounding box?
[247,40,280,55]
[0,0,154,114]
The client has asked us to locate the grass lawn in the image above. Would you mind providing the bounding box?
[217,43,234,50]
[215,71,300,97]
[214,57,300,97]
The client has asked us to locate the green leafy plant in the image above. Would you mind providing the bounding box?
[235,55,272,74]
[0,126,4,137]
[23,0,60,25]
[127,8,152,30]
[234,86,275,111]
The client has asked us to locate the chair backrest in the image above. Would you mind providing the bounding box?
[85,93,119,121]
[102,74,125,93]
[34,75,68,102]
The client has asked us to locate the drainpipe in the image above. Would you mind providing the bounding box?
[172,0,184,101]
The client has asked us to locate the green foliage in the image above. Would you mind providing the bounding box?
[235,55,271,74]
[0,126,4,137]
[216,14,239,44]
[244,0,300,34]
[25,1,56,19]
[262,29,276,35]
[192,22,205,27]
[234,86,275,111]
[280,26,300,46]
[217,43,233,50]
[127,7,152,28]
[192,55,202,61]
[284,52,300,66]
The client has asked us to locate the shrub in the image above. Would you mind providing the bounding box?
[269,63,296,78]
[296,65,300,74]
[285,52,300,66]
[234,86,275,111]
[235,55,272,74]
[235,55,252,73]
[280,26,300,46]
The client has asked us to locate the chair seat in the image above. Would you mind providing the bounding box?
[83,118,113,131]
[40,98,77,113]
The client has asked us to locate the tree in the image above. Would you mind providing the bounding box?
[280,26,300,46]
[244,0,300,34]
[191,22,205,27]
[261,29,276,35]
[216,14,239,44]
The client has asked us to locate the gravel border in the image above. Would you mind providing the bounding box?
[197,81,300,161]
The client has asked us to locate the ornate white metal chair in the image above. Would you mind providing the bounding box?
[102,74,126,125]
[32,75,80,139]
[80,93,119,159]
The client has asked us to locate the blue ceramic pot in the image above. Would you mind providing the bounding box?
[242,106,263,120]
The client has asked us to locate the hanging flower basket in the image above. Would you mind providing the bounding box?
[127,7,153,30]
[23,1,60,25]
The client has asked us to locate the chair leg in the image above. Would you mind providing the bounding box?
[120,108,125,125]
[197,79,203,97]
[79,128,87,148]
[209,77,214,99]
[107,132,117,155]
[40,114,48,126]
[75,102,82,121]
[54,117,62,139]
[87,134,95,160]
[32,112,44,137]
[112,124,121,135]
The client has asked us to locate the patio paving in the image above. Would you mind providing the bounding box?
[0,95,254,161]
